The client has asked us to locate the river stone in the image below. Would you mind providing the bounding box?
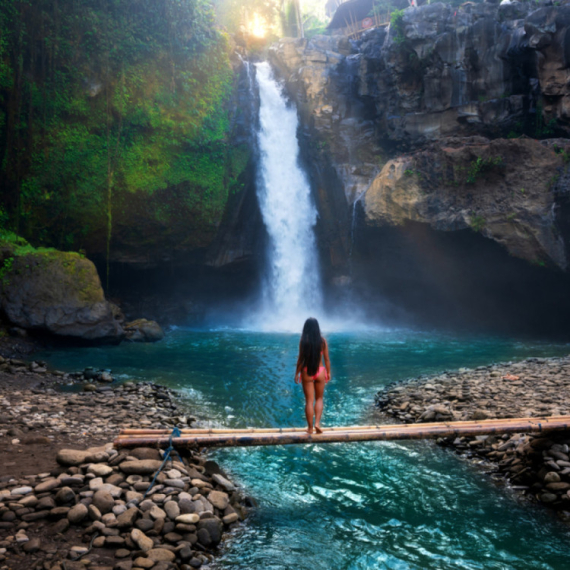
[164,531,183,543]
[10,486,33,496]
[116,507,139,528]
[19,495,38,508]
[544,471,561,483]
[153,517,165,534]
[115,548,131,558]
[126,490,143,504]
[49,518,70,535]
[207,491,229,510]
[134,558,155,569]
[106,535,125,547]
[22,537,41,553]
[129,448,162,461]
[124,319,164,343]
[546,482,570,491]
[176,513,200,525]
[34,478,60,493]
[113,504,128,516]
[36,496,56,510]
[93,490,114,514]
[50,506,71,518]
[540,493,558,503]
[179,499,196,515]
[164,500,180,520]
[68,503,88,524]
[120,460,163,475]
[135,518,154,532]
[102,512,117,526]
[93,536,106,548]
[55,487,76,504]
[56,446,110,466]
[197,518,222,545]
[131,528,154,552]
[149,505,167,520]
[147,548,176,562]
[196,528,211,547]
[107,473,125,486]
[212,474,235,492]
[89,504,102,521]
[223,513,239,525]
[88,464,113,477]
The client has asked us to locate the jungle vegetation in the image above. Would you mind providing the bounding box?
[0,0,249,274]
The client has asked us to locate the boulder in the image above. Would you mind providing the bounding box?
[120,460,163,475]
[124,319,164,343]
[0,245,124,343]
[56,444,112,466]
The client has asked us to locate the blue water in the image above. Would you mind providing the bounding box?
[39,328,570,569]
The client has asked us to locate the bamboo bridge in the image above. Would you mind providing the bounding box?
[114,415,570,449]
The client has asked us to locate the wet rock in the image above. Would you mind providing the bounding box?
[117,507,139,529]
[55,487,76,504]
[164,500,180,520]
[147,548,176,562]
[88,463,113,477]
[124,319,164,343]
[131,528,154,552]
[68,503,88,524]
[35,478,60,493]
[92,490,115,514]
[175,514,199,525]
[207,491,229,511]
[57,445,110,466]
[120,460,163,475]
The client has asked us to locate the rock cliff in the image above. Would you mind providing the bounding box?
[269,2,570,273]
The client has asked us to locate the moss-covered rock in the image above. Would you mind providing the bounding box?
[0,234,124,343]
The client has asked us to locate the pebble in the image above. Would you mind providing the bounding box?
[0,374,246,570]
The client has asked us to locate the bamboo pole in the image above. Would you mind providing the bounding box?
[113,416,570,449]
[116,415,570,437]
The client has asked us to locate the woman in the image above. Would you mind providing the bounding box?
[295,318,331,434]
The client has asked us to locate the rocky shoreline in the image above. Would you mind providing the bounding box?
[375,355,570,523]
[0,361,249,570]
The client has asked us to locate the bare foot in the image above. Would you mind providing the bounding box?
[306,428,313,434]
[315,425,323,434]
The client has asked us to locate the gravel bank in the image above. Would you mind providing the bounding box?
[375,355,570,523]
[0,359,249,570]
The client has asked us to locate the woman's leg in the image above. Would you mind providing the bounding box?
[314,378,326,434]
[302,380,315,434]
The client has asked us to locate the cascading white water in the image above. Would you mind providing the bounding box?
[253,62,323,331]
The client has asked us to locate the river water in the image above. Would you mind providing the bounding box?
[40,327,570,569]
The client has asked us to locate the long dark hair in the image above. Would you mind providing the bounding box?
[297,317,323,376]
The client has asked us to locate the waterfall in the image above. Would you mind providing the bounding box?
[253,62,323,331]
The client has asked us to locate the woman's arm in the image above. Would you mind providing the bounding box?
[323,338,331,381]
[294,341,303,383]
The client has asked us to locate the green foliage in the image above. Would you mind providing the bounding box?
[466,156,504,184]
[553,145,570,164]
[535,101,557,138]
[390,9,406,45]
[470,215,486,233]
[0,256,13,285]
[404,168,421,179]
[0,0,240,255]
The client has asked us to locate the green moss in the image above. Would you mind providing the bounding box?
[470,215,486,233]
[0,0,241,256]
